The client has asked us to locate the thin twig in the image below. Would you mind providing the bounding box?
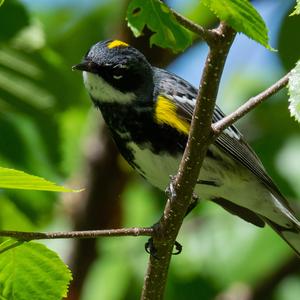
[141,22,236,300]
[0,227,153,240]
[212,72,290,135]
[169,7,217,46]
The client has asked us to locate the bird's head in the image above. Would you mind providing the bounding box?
[73,40,154,104]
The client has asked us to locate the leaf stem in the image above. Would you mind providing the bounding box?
[169,7,218,46]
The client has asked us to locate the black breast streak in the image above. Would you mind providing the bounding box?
[95,100,187,171]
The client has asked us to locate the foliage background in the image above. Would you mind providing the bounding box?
[0,0,300,299]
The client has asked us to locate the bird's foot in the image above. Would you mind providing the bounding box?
[165,175,177,198]
[145,238,183,258]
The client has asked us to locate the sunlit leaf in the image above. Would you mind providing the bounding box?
[126,0,192,52]
[0,0,4,8]
[202,0,272,49]
[12,21,46,51]
[0,240,72,300]
[290,0,300,16]
[288,60,300,122]
[0,167,80,192]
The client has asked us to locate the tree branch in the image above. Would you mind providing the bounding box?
[169,7,217,46]
[1,8,288,300]
[141,22,236,300]
[0,227,153,240]
[212,72,290,135]
[0,71,287,244]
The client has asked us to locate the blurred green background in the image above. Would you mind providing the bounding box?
[0,0,300,299]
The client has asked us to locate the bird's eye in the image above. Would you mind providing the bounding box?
[112,64,127,80]
[113,74,123,80]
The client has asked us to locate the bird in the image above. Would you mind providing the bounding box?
[73,39,300,256]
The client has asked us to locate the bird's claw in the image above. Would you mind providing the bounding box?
[145,238,158,259]
[172,241,182,255]
[165,175,177,198]
[145,238,183,258]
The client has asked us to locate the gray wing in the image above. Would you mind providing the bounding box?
[154,67,283,198]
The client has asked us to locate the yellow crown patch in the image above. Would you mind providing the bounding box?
[107,40,129,49]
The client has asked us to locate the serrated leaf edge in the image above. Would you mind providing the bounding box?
[288,60,300,122]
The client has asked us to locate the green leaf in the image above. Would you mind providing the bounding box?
[126,0,192,52]
[0,167,80,192]
[288,60,300,123]
[0,240,72,300]
[290,0,300,16]
[202,0,272,49]
[0,0,4,8]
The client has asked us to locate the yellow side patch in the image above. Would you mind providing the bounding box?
[107,40,129,49]
[155,96,190,135]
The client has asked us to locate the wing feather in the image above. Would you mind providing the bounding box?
[154,67,284,198]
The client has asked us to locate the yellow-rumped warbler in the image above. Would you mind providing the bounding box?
[73,39,300,255]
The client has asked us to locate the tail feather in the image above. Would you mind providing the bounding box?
[263,217,300,257]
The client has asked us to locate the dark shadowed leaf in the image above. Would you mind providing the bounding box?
[278,6,300,70]
[0,0,29,43]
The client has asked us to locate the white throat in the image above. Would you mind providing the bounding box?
[83,71,136,103]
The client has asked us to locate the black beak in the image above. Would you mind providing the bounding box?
[72,60,98,72]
